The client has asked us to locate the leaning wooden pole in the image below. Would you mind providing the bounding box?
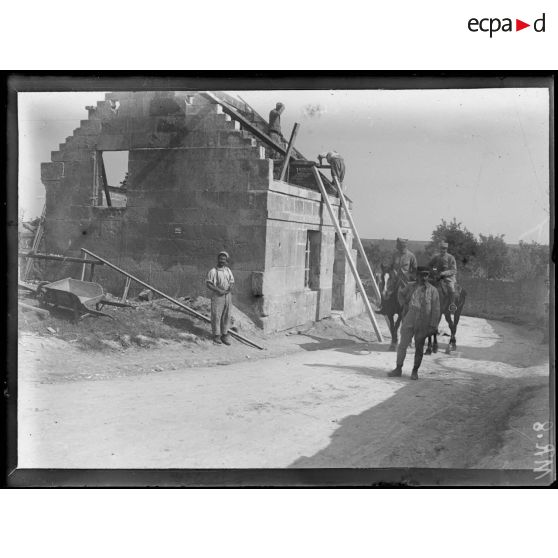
[312,168,383,342]
[81,248,264,350]
[279,123,300,182]
[334,177,382,305]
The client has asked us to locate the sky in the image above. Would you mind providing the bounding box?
[18,88,550,243]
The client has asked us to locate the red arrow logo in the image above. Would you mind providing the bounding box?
[516,19,530,31]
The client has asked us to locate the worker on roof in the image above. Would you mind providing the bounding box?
[318,151,346,193]
[206,251,235,346]
[268,102,285,146]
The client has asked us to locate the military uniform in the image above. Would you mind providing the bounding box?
[391,248,417,283]
[395,280,440,374]
[428,250,458,305]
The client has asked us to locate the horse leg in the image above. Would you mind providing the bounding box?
[432,332,438,353]
[449,307,462,350]
[425,336,432,355]
[444,312,455,353]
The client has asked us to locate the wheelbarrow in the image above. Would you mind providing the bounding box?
[37,277,129,321]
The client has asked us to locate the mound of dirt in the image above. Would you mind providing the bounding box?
[157,296,259,334]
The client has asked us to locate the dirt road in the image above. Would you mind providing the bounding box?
[17,316,551,470]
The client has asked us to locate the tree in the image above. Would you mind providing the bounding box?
[476,233,509,279]
[509,241,549,280]
[427,218,479,271]
[363,243,392,271]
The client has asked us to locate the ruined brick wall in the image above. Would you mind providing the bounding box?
[40,91,366,331]
[41,92,270,309]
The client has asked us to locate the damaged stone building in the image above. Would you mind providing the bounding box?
[40,91,365,332]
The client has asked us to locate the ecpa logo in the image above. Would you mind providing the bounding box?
[468,13,546,37]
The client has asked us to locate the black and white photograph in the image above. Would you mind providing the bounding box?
[8,76,555,485]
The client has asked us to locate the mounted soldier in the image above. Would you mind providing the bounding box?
[428,241,458,312]
[377,238,418,350]
[379,238,417,315]
[391,237,417,284]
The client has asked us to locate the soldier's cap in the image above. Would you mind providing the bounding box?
[417,266,430,275]
[396,237,408,244]
[440,241,449,248]
[218,251,229,259]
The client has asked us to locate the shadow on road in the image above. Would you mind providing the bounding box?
[303,362,399,381]
[288,366,549,470]
[431,319,548,368]
[296,334,387,354]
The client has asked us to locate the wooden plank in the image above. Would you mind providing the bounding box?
[279,123,300,182]
[81,248,265,350]
[19,252,104,265]
[202,91,286,154]
[98,152,112,207]
[23,205,46,280]
[312,167,383,342]
[120,277,132,303]
[108,185,127,194]
[19,302,50,317]
[80,251,87,281]
[333,177,382,304]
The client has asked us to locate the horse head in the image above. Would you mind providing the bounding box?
[377,264,399,301]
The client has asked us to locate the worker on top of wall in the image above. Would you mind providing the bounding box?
[428,241,458,312]
[318,151,346,193]
[268,102,285,146]
[388,266,440,380]
[206,251,235,346]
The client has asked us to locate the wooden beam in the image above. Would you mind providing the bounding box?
[312,167,383,342]
[80,250,87,280]
[279,123,300,182]
[201,91,286,154]
[19,252,104,265]
[81,248,265,350]
[108,185,127,194]
[23,205,46,280]
[202,91,335,189]
[333,177,382,304]
[19,302,50,317]
[120,277,132,303]
[98,152,112,207]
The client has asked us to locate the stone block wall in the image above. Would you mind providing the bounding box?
[256,180,365,331]
[41,92,271,309]
[40,91,366,331]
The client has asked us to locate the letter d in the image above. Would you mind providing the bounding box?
[534,13,545,32]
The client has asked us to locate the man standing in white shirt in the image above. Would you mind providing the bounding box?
[206,251,235,345]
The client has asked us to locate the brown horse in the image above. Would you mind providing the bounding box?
[425,276,467,355]
[377,264,405,351]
